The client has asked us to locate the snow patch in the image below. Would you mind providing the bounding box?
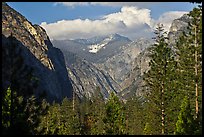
[88,36,113,53]
[89,43,106,53]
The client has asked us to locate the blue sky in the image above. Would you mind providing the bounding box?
[7,2,198,40]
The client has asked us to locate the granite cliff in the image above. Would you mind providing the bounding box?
[2,3,73,102]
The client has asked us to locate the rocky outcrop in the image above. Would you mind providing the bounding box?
[96,38,152,91]
[168,14,191,46]
[96,39,151,100]
[61,49,121,99]
[2,2,73,102]
[118,48,151,99]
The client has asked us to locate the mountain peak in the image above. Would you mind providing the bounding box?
[73,33,131,45]
[107,33,131,41]
[88,34,131,54]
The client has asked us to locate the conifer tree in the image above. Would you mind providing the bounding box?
[143,23,176,134]
[2,34,41,135]
[103,92,126,135]
[143,122,152,135]
[125,95,145,135]
[187,5,202,118]
[175,96,194,135]
[89,87,106,135]
[173,5,202,134]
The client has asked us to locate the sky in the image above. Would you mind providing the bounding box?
[7,2,198,40]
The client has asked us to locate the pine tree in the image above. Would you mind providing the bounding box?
[175,96,194,135]
[188,5,202,118]
[143,122,152,135]
[173,5,202,134]
[2,87,12,132]
[89,87,106,135]
[2,34,41,135]
[125,95,145,135]
[57,97,71,135]
[143,23,176,134]
[35,100,50,134]
[103,92,126,135]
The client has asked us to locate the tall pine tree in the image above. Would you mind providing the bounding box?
[175,96,194,135]
[103,92,126,135]
[143,23,176,135]
[173,5,202,134]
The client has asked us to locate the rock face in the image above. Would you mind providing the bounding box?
[96,38,152,91]
[168,14,191,46]
[117,48,151,99]
[52,34,131,63]
[99,39,151,99]
[59,47,121,99]
[53,33,152,99]
[2,2,73,102]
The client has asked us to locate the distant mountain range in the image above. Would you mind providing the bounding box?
[52,13,191,100]
[2,2,191,101]
[52,33,153,100]
[52,33,131,63]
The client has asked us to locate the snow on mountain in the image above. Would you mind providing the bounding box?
[88,36,113,53]
[88,33,130,53]
[52,33,131,63]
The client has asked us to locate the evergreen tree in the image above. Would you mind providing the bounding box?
[2,87,12,133]
[143,23,176,134]
[173,5,202,134]
[125,95,145,135]
[143,122,152,135]
[103,92,126,135]
[57,97,72,135]
[174,5,202,116]
[2,35,42,135]
[89,87,106,135]
[80,95,92,135]
[175,96,194,135]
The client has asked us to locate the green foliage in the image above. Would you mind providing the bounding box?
[172,6,202,135]
[143,23,176,134]
[37,97,82,135]
[175,96,194,135]
[125,96,145,135]
[103,92,126,135]
[87,87,106,135]
[174,5,202,116]
[2,87,12,129]
[143,122,152,135]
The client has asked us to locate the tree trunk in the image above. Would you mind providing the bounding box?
[194,26,199,117]
[161,85,165,135]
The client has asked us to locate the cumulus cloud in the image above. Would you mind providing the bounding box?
[40,6,187,40]
[103,6,152,27]
[155,11,188,32]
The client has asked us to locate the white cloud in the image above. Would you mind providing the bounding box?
[103,6,152,27]
[40,6,187,40]
[155,11,188,32]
